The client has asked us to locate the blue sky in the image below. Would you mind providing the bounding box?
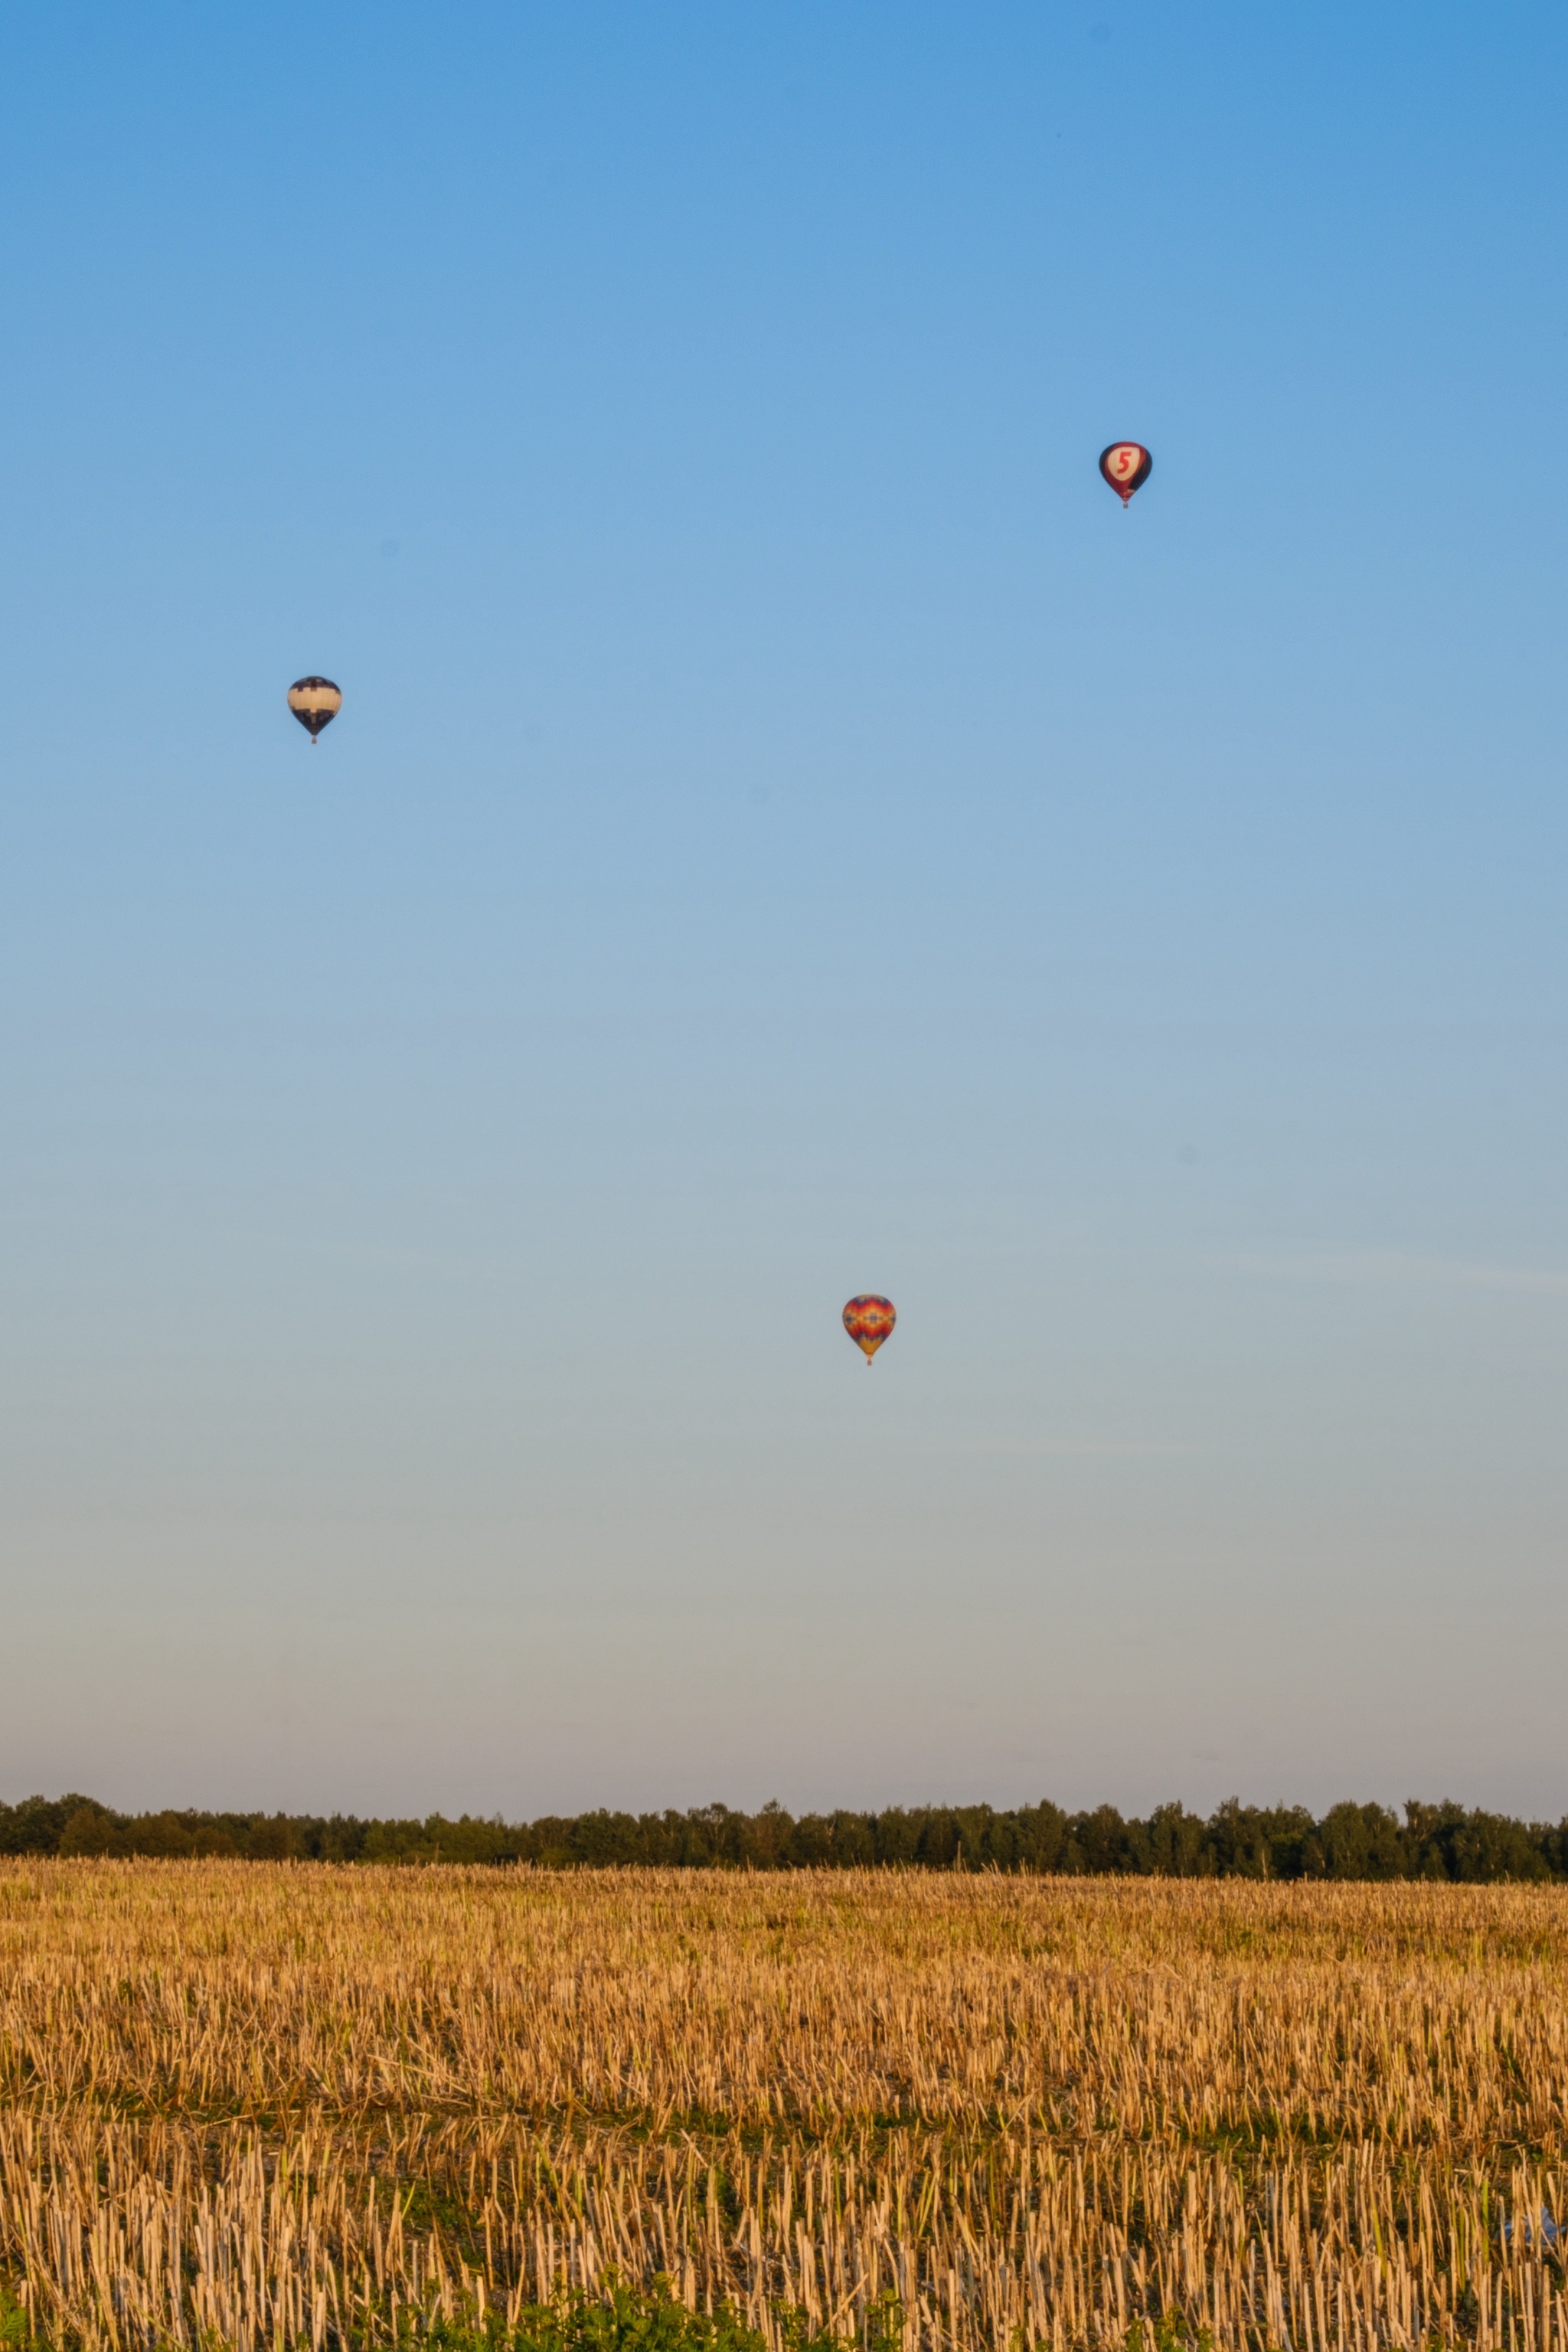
[2,2,1566,1819]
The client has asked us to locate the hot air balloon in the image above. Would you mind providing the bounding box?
[843,1294,897,1365]
[287,676,342,741]
[1099,443,1152,506]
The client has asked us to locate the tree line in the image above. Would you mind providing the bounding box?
[2,1792,1566,1880]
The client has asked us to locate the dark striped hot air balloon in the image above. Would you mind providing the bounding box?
[843,1294,897,1365]
[287,676,342,742]
[1098,442,1152,507]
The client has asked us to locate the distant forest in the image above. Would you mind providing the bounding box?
[3,1792,1568,1880]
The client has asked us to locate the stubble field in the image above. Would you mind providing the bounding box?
[0,1862,1566,2352]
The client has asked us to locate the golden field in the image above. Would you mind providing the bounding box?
[1,1863,1566,2352]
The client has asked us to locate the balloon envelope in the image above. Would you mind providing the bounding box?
[288,676,342,739]
[843,1294,897,1363]
[1098,443,1152,505]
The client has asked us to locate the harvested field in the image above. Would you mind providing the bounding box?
[1,1863,1566,2351]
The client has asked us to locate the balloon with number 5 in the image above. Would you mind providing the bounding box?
[1099,443,1152,506]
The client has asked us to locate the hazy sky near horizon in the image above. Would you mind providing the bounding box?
[3,2,1567,1823]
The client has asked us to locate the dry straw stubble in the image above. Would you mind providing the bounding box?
[0,1863,1566,2351]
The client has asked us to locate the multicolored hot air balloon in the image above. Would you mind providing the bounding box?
[1099,443,1152,507]
[288,676,342,741]
[843,1294,897,1365]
